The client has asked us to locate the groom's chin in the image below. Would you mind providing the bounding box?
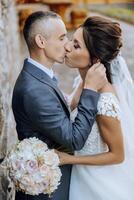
[65,60,73,68]
[57,58,65,64]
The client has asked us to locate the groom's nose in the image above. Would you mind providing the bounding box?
[64,41,72,53]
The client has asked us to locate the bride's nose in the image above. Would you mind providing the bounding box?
[64,41,72,53]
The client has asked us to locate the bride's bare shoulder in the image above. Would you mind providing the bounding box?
[100,83,117,97]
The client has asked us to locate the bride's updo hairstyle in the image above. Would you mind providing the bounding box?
[81,16,122,83]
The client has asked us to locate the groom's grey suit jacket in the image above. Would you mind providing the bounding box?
[12,59,99,200]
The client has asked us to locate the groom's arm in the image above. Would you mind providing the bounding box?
[24,86,99,151]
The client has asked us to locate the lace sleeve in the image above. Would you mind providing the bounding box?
[97,93,121,120]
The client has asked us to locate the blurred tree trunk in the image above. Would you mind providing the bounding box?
[0,0,20,199]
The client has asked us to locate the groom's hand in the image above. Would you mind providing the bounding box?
[84,62,107,92]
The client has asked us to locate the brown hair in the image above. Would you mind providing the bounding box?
[81,16,122,83]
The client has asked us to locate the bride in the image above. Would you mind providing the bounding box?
[57,16,134,199]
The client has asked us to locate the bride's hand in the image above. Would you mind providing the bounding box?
[55,150,73,166]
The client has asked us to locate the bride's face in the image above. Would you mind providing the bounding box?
[65,27,91,69]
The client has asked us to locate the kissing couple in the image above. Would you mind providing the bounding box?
[12,11,134,200]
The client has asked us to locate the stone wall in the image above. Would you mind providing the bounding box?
[0,0,20,199]
[0,0,20,158]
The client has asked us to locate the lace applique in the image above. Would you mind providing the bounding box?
[75,121,108,155]
[75,93,121,155]
[97,93,121,120]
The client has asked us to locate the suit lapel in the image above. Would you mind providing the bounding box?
[23,59,70,113]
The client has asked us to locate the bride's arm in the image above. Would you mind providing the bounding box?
[57,116,124,165]
[65,75,83,111]
[69,81,83,111]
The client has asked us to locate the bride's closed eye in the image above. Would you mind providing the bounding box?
[74,43,80,49]
[69,38,80,49]
[73,39,81,49]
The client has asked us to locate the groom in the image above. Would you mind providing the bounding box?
[12,11,106,200]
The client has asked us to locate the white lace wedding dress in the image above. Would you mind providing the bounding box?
[69,92,134,200]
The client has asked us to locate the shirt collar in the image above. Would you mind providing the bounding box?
[27,57,54,79]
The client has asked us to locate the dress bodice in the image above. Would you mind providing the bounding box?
[71,93,121,155]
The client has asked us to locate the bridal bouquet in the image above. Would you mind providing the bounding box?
[5,137,62,196]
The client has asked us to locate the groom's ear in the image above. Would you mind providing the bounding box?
[35,34,46,49]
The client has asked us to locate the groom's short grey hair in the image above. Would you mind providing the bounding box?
[23,11,61,50]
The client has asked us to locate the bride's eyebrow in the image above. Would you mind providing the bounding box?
[74,39,81,46]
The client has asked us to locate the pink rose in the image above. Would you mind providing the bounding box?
[26,160,38,173]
